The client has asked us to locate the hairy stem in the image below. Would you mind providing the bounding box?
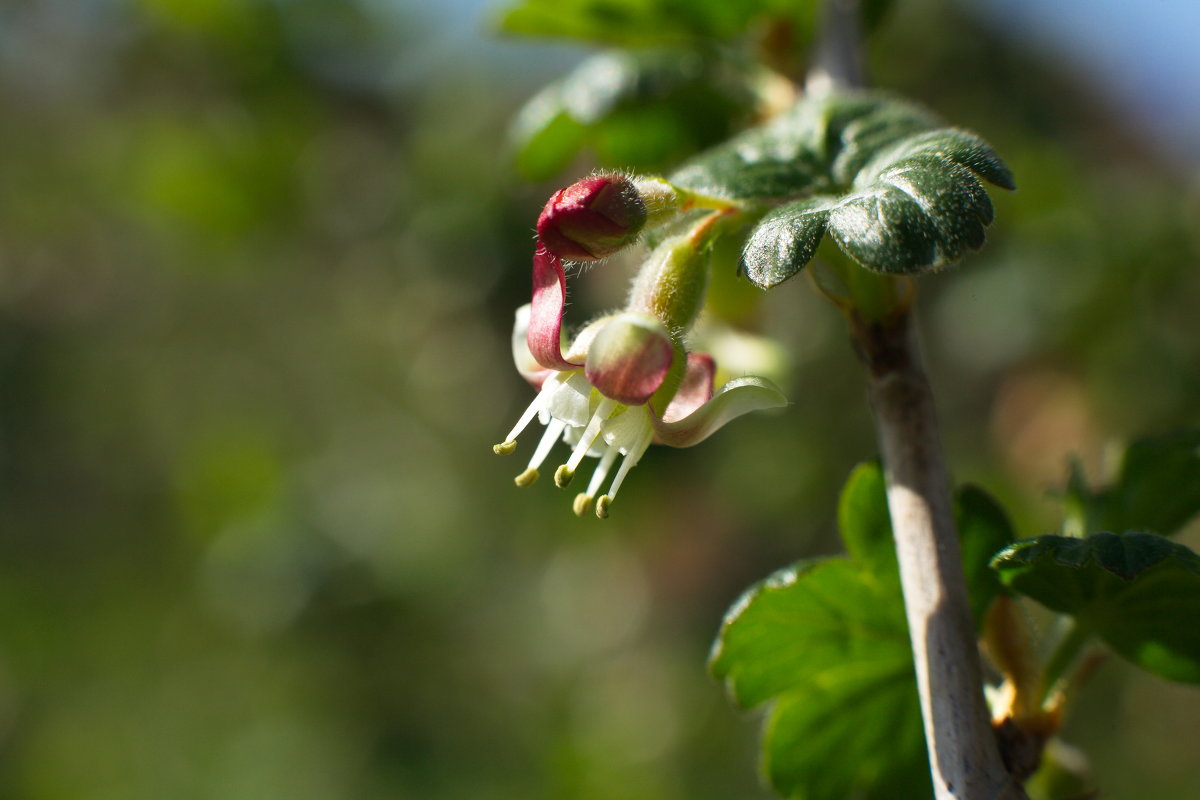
[856,311,1027,800]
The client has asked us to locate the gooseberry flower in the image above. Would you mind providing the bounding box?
[493,247,787,518]
[537,174,680,261]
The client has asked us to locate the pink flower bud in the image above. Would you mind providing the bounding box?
[537,175,648,261]
[584,312,674,406]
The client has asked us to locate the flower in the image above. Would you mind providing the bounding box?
[493,247,787,518]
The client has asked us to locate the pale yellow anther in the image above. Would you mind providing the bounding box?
[573,494,593,517]
[595,495,611,519]
[554,464,575,489]
[493,440,517,455]
[514,467,539,487]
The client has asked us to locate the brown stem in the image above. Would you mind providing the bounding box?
[855,310,1028,800]
[807,0,865,93]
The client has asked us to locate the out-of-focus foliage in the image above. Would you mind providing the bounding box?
[498,0,894,46]
[0,0,1198,799]
[994,532,1200,683]
[512,49,757,179]
[1064,429,1200,538]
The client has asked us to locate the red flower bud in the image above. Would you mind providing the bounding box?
[537,175,648,261]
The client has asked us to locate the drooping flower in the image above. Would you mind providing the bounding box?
[493,246,787,518]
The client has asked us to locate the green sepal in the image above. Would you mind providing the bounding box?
[992,532,1200,683]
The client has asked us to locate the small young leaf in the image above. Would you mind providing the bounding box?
[828,99,940,186]
[739,197,834,288]
[678,91,1013,279]
[670,120,825,201]
[857,128,1016,191]
[826,183,940,274]
[992,532,1200,683]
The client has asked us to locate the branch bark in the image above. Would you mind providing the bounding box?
[856,311,1027,800]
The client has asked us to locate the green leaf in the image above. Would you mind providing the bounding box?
[857,128,1016,191]
[510,49,753,179]
[955,486,1015,627]
[1062,430,1200,538]
[834,463,1013,626]
[513,107,586,181]
[711,559,930,799]
[710,465,1018,798]
[498,0,814,46]
[993,532,1200,683]
[669,117,826,201]
[1105,430,1200,537]
[739,197,833,288]
[674,90,1013,280]
[836,461,894,573]
[497,0,895,47]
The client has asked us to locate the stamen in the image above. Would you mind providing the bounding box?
[501,387,551,446]
[605,427,653,502]
[514,468,539,487]
[528,418,567,472]
[595,495,611,519]
[554,464,575,488]
[585,445,619,497]
[572,493,593,516]
[564,397,617,473]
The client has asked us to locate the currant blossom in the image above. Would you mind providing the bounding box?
[493,246,787,518]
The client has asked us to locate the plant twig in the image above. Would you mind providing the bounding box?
[807,0,1029,795]
[807,0,865,94]
[856,310,1027,800]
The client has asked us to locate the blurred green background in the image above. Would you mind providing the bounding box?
[1,0,1197,798]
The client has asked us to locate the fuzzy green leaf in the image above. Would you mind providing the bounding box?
[675,90,1013,281]
[993,532,1200,683]
[739,197,833,288]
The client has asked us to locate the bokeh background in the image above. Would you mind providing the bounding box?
[1,0,1198,798]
